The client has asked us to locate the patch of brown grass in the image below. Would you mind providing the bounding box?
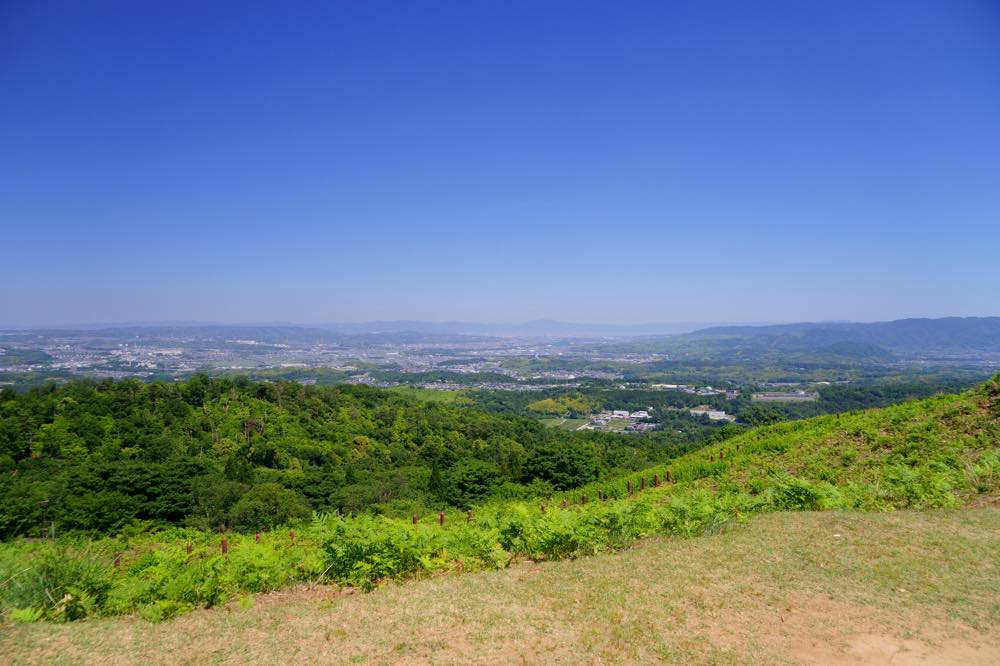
[4,508,998,665]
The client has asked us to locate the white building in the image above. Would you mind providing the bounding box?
[689,407,736,422]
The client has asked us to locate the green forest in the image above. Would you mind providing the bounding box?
[1,374,995,623]
[0,377,720,538]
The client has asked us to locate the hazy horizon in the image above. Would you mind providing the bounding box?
[3,2,999,326]
[3,314,999,333]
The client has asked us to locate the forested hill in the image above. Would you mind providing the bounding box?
[0,377,713,538]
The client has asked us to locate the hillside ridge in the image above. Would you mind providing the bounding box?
[2,375,997,625]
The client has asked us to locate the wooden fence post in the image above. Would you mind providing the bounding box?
[438,511,445,526]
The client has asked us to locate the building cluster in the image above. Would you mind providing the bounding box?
[592,409,651,424]
[582,408,657,433]
[650,383,739,398]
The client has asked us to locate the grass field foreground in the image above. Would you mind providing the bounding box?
[4,507,998,665]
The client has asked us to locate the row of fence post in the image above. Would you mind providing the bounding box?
[151,528,304,558]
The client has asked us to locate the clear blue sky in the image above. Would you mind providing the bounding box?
[2,1,998,326]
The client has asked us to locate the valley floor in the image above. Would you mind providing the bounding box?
[4,506,999,665]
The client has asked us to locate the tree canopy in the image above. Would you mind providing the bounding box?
[0,376,706,537]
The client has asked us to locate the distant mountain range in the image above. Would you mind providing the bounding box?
[7,324,491,346]
[5,318,999,355]
[315,319,721,337]
[687,317,1000,355]
[2,319,723,337]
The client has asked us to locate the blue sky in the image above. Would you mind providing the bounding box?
[2,1,998,326]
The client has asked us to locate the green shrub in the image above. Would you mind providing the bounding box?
[766,474,826,510]
[8,606,44,623]
[139,599,190,623]
[524,442,600,490]
[659,491,732,537]
[966,451,999,493]
[1,548,111,621]
[585,501,659,548]
[228,483,312,532]
[321,517,443,591]
[524,511,599,559]
[446,459,503,508]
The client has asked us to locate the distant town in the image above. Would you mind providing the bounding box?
[3,322,996,438]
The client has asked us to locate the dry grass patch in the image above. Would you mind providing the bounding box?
[3,507,998,665]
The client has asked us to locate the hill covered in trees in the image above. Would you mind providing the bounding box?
[0,375,996,624]
[0,377,715,538]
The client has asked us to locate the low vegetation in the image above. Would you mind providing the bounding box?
[526,394,599,417]
[5,508,998,664]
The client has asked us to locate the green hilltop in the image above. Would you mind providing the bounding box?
[0,374,997,622]
[586,371,999,511]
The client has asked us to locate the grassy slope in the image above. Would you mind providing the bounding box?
[1,376,997,628]
[4,508,998,665]
[571,373,999,508]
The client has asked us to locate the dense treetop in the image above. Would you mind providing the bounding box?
[0,376,713,537]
